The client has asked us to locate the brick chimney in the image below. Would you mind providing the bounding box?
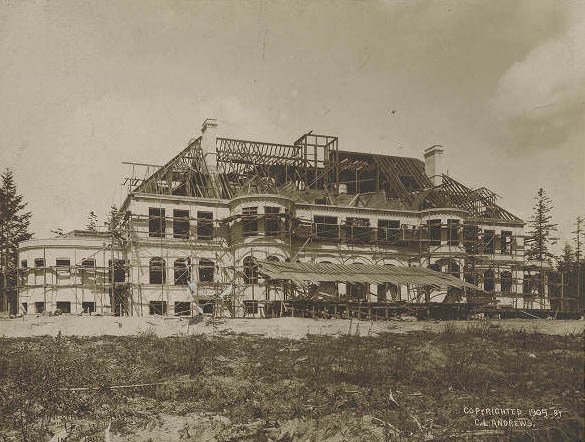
[424,145,444,186]
[201,118,218,170]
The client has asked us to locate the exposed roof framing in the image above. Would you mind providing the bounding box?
[216,137,305,194]
[133,137,215,198]
[129,130,520,222]
[372,154,431,200]
[217,137,302,168]
[295,133,339,190]
[430,175,521,222]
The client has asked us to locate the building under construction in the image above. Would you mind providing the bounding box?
[17,119,565,319]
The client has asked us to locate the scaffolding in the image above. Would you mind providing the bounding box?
[16,129,576,318]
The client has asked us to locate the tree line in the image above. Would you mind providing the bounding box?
[522,188,583,311]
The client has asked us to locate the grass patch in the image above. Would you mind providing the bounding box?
[0,326,583,441]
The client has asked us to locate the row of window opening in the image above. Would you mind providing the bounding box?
[149,208,213,239]
[313,217,514,254]
[27,301,214,316]
[146,208,514,255]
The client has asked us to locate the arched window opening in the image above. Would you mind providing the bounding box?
[484,269,495,292]
[108,259,126,282]
[448,261,460,279]
[199,258,215,283]
[464,263,476,285]
[243,256,258,284]
[149,257,166,284]
[174,258,190,285]
[523,276,533,294]
[501,271,513,293]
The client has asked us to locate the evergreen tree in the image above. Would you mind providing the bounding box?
[572,216,585,311]
[553,218,585,313]
[86,211,99,232]
[0,169,33,312]
[557,244,575,273]
[525,188,558,263]
[573,216,584,264]
[106,205,120,231]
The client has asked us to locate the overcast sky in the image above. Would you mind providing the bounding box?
[1,0,583,253]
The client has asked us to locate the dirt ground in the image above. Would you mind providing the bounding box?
[1,315,583,441]
[107,412,394,442]
[0,314,583,338]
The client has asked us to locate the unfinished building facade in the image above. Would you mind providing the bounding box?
[17,119,552,317]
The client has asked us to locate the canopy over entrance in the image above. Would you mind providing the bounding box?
[257,260,478,290]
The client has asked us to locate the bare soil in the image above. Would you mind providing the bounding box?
[0,317,583,441]
[1,314,583,339]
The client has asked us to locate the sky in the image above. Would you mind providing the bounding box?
[1,0,584,254]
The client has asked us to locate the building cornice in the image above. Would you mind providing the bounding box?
[126,192,230,207]
[228,194,295,207]
[19,239,123,252]
[296,204,470,219]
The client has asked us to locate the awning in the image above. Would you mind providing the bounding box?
[257,260,478,290]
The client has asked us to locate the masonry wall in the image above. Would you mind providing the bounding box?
[18,237,124,314]
[18,190,546,316]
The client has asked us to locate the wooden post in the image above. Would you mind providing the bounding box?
[560,272,564,313]
[74,247,78,314]
[1,241,6,313]
[43,246,47,312]
[111,228,115,316]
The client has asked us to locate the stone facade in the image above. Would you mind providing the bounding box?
[17,121,551,316]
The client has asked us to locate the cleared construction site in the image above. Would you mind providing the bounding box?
[16,119,575,320]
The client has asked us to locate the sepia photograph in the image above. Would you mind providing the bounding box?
[0,0,584,440]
